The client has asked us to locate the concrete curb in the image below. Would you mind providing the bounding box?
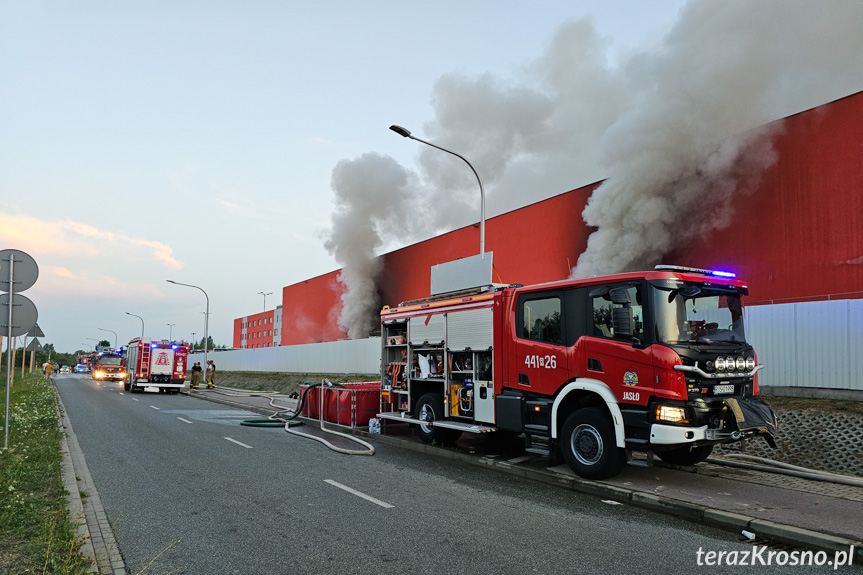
[56,386,128,575]
[187,387,863,561]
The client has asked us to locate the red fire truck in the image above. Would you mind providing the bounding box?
[91,351,126,382]
[377,265,777,479]
[124,338,189,394]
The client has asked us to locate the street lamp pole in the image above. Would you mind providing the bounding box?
[125,312,145,341]
[98,328,118,349]
[389,124,486,258]
[167,323,175,341]
[81,343,93,351]
[167,280,209,369]
[191,332,196,351]
[258,291,272,315]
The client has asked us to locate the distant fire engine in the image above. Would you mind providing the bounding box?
[124,338,189,394]
[378,265,777,479]
[91,351,126,382]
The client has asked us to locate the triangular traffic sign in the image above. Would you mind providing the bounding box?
[25,338,43,352]
[27,323,45,338]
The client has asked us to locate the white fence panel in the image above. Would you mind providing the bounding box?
[190,337,381,375]
[747,299,862,391]
[850,300,863,392]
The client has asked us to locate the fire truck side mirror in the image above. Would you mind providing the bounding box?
[612,306,634,338]
[608,287,631,305]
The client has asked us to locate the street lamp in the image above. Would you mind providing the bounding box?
[258,291,272,314]
[166,280,209,370]
[191,332,196,351]
[389,124,486,258]
[98,328,117,349]
[167,323,175,341]
[125,312,145,341]
[81,343,93,351]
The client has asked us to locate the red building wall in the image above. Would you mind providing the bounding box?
[236,91,863,346]
[279,270,346,345]
[237,310,277,349]
[664,91,863,303]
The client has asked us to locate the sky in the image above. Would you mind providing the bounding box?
[1,1,861,353]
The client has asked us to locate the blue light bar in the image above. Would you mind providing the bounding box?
[655,265,736,278]
[151,343,158,348]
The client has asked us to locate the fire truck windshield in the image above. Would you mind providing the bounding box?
[97,356,123,365]
[652,286,747,345]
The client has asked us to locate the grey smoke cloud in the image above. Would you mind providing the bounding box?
[326,0,863,337]
[323,153,419,339]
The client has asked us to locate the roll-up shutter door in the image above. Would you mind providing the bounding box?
[447,307,493,350]
[409,313,445,345]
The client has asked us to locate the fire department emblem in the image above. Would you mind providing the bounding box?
[156,352,169,366]
[623,371,638,386]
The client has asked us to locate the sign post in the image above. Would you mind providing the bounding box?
[1,249,39,450]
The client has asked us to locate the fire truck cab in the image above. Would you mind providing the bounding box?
[377,265,777,479]
[124,338,189,394]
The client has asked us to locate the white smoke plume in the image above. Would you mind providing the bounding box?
[323,153,419,339]
[573,0,863,276]
[326,0,863,336]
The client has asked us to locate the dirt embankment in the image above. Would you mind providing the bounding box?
[206,372,378,396]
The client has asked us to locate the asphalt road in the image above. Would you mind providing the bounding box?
[55,374,821,575]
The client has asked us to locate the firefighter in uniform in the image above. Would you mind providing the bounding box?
[206,360,216,389]
[190,362,202,389]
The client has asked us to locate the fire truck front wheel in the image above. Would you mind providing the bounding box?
[414,393,462,445]
[561,408,625,480]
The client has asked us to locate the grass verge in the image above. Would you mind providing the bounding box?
[0,372,89,574]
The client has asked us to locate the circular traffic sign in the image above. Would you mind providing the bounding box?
[0,249,39,293]
[0,293,38,337]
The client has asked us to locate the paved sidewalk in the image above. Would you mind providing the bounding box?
[58,395,127,574]
[187,385,863,560]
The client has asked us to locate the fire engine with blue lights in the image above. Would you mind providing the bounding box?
[91,349,127,382]
[124,338,189,394]
[378,265,777,479]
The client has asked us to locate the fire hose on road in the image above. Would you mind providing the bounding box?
[238,379,375,456]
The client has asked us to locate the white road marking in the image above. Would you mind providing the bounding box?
[324,479,394,509]
[507,455,535,464]
[119,392,124,395]
[224,437,253,449]
[150,406,160,410]
[177,417,193,424]
[132,398,140,402]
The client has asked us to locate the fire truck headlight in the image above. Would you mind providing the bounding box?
[656,405,689,424]
[714,357,726,372]
[735,357,746,371]
[745,357,756,371]
[725,356,736,372]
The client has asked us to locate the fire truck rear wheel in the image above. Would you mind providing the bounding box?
[656,444,713,466]
[414,393,462,445]
[561,407,625,480]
